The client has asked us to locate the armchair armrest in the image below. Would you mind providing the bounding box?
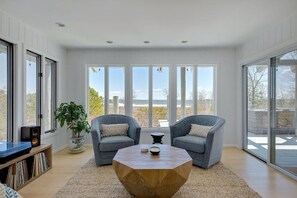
[91,119,101,146]
[204,118,226,168]
[127,117,141,144]
[170,117,192,145]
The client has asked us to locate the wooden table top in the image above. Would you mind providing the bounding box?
[113,144,192,169]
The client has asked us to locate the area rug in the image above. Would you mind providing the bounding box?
[55,158,261,198]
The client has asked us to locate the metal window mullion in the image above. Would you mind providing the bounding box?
[37,55,42,127]
[105,65,109,114]
[242,65,248,150]
[3,40,14,141]
[149,65,153,127]
[52,62,57,130]
[193,66,198,114]
[269,57,277,164]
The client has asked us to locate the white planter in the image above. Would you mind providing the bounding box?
[68,135,86,153]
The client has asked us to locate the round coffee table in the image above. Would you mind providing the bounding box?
[113,144,192,198]
[150,132,164,144]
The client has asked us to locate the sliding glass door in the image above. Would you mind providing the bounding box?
[271,50,297,176]
[244,50,297,178]
[244,60,269,160]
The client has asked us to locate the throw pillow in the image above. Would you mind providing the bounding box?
[188,124,212,137]
[0,183,23,198]
[101,124,129,137]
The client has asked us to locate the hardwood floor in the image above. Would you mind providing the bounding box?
[19,146,297,198]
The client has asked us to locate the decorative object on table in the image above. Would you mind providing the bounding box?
[170,115,225,169]
[140,145,149,153]
[90,114,141,166]
[54,101,90,153]
[54,158,261,198]
[150,132,164,144]
[113,145,192,198]
[150,146,160,155]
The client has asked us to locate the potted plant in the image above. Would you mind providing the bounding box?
[54,101,91,153]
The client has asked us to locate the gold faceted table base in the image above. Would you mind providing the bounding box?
[113,144,192,198]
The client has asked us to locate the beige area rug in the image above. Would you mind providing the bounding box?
[55,158,261,198]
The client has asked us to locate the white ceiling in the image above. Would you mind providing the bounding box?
[0,0,297,49]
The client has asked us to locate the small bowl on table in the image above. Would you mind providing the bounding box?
[150,146,160,155]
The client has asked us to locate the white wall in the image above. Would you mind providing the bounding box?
[236,12,297,148]
[0,10,67,152]
[66,48,237,146]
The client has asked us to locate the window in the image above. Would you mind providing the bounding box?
[0,40,13,141]
[177,66,193,120]
[197,66,215,114]
[44,58,57,132]
[177,65,215,121]
[87,64,216,128]
[152,66,169,127]
[87,66,125,123]
[132,67,149,127]
[109,67,125,114]
[131,65,169,127]
[88,66,105,122]
[25,51,41,126]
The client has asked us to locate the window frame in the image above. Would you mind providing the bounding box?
[44,58,57,133]
[196,64,217,115]
[24,50,42,127]
[86,64,217,128]
[0,39,13,141]
[176,64,217,119]
[86,65,127,117]
[131,65,171,128]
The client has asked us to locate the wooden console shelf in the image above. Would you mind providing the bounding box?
[0,144,52,191]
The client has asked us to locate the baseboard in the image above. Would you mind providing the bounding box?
[223,144,237,147]
[52,144,67,154]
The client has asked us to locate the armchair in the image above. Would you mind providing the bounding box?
[91,114,141,166]
[170,115,225,169]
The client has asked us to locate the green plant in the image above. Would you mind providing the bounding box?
[54,102,90,138]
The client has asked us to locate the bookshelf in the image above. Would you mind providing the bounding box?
[0,144,52,191]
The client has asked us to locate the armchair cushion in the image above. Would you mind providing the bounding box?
[100,136,134,152]
[189,124,212,137]
[101,123,129,137]
[173,135,206,153]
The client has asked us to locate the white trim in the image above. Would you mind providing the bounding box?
[169,64,176,125]
[193,66,198,114]
[223,144,238,147]
[149,65,153,127]
[239,40,297,66]
[52,144,67,154]
[125,65,132,115]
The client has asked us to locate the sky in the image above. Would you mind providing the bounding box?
[89,66,214,100]
[0,53,7,90]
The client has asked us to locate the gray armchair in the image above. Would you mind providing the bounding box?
[170,115,225,169]
[91,114,141,166]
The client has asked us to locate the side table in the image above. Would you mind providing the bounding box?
[150,132,164,144]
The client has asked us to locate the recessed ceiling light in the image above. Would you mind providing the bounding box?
[106,41,113,44]
[181,40,188,44]
[144,41,150,44]
[55,22,66,27]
